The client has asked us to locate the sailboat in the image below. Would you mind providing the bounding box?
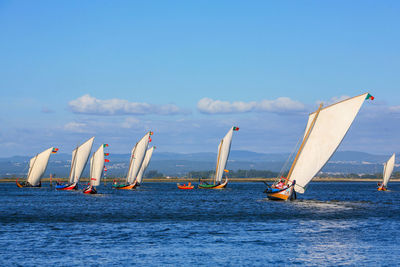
[16,147,57,188]
[377,153,395,191]
[56,137,94,190]
[265,93,374,200]
[198,126,239,189]
[83,144,106,194]
[135,146,155,186]
[113,131,152,190]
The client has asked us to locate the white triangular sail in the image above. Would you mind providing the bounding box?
[290,93,368,193]
[215,127,235,183]
[26,147,54,186]
[90,145,105,187]
[136,146,155,184]
[69,137,95,184]
[382,153,395,187]
[127,132,151,184]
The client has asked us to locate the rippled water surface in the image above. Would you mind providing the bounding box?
[1,182,400,266]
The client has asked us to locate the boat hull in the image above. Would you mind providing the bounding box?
[198,179,228,189]
[177,183,195,190]
[377,186,387,191]
[113,181,137,190]
[265,186,295,201]
[55,183,78,191]
[16,179,41,188]
[83,185,97,194]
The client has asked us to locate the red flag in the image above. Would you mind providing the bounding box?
[104,159,110,163]
[104,153,109,156]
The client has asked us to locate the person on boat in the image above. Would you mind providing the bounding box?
[275,180,285,189]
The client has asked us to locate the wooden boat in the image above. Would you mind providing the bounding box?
[83,144,106,194]
[56,182,78,190]
[198,126,238,189]
[377,153,395,191]
[177,182,195,190]
[113,131,152,190]
[198,178,228,189]
[56,137,94,191]
[16,147,56,188]
[265,93,374,200]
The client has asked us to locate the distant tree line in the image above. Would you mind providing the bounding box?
[188,169,279,179]
[187,170,400,179]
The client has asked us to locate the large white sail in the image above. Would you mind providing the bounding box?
[290,93,368,193]
[215,127,236,183]
[383,153,395,187]
[90,144,105,187]
[26,147,54,186]
[135,146,155,184]
[127,132,151,184]
[69,137,95,184]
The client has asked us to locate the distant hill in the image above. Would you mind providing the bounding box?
[0,150,397,178]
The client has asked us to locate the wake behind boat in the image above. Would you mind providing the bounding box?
[377,153,395,191]
[113,131,152,190]
[198,126,238,189]
[16,147,58,188]
[56,137,94,191]
[265,93,374,200]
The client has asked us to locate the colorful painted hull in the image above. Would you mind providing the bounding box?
[55,183,78,191]
[177,183,194,190]
[377,186,387,191]
[113,181,137,190]
[265,186,295,201]
[83,185,97,194]
[16,179,41,188]
[198,179,228,189]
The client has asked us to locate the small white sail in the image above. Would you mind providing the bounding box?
[90,145,105,187]
[26,147,54,186]
[290,93,369,193]
[127,132,151,184]
[215,127,236,183]
[136,146,155,184]
[383,153,395,187]
[69,137,95,184]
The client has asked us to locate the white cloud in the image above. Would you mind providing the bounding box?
[317,95,351,106]
[389,106,400,113]
[69,94,186,115]
[121,117,140,129]
[64,122,88,133]
[197,97,306,114]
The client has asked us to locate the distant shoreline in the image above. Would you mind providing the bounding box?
[1,177,400,183]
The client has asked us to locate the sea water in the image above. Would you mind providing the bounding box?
[0,182,399,266]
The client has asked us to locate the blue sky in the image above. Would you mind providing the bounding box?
[1,0,400,157]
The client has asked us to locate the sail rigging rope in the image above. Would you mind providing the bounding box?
[277,131,303,182]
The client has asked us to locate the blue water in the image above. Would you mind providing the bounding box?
[1,182,399,266]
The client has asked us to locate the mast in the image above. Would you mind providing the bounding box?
[26,154,39,183]
[285,103,323,184]
[214,139,224,185]
[68,145,78,183]
[126,143,137,184]
[89,148,96,185]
